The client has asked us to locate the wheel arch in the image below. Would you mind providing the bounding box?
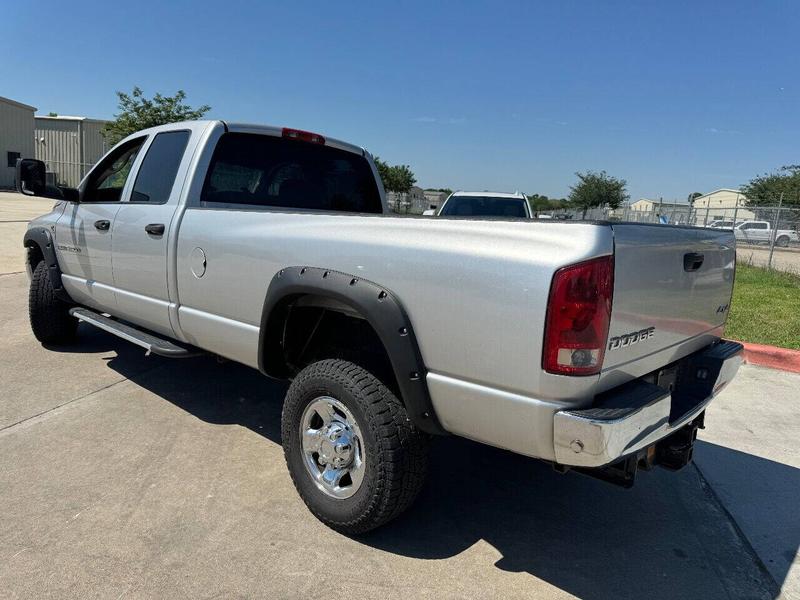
[258,266,445,435]
[23,227,71,302]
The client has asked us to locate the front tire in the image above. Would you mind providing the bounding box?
[29,260,76,344]
[281,359,429,534]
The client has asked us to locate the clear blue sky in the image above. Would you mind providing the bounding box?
[2,0,798,200]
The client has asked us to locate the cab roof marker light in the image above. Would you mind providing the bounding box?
[282,128,326,145]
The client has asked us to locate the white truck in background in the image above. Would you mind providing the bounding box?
[734,220,799,247]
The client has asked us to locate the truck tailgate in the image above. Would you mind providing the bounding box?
[601,224,736,384]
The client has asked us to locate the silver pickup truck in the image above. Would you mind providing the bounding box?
[17,120,743,533]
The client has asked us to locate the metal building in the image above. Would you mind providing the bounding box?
[0,96,36,189]
[34,115,109,187]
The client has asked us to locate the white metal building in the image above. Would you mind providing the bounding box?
[0,96,36,189]
[691,189,754,224]
[34,116,110,187]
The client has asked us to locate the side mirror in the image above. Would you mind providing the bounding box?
[15,158,79,201]
[16,158,46,196]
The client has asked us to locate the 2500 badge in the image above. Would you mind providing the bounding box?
[608,327,655,351]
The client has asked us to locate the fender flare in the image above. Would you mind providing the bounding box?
[23,227,71,302]
[258,266,446,435]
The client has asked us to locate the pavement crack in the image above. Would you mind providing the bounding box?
[1,376,133,437]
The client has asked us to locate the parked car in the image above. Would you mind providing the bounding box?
[707,219,743,229]
[436,190,531,218]
[18,120,743,534]
[734,220,799,247]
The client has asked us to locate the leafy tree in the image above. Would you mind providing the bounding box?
[47,112,58,117]
[374,157,394,191]
[688,192,703,204]
[374,158,417,193]
[391,164,417,195]
[102,87,211,145]
[426,187,453,196]
[527,193,551,214]
[569,171,629,219]
[374,158,417,212]
[742,165,800,206]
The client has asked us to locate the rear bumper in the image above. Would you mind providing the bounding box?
[553,340,743,468]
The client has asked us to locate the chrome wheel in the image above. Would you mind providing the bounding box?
[300,396,366,499]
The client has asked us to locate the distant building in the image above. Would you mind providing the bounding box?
[423,190,449,211]
[630,198,689,213]
[0,96,36,189]
[627,198,693,224]
[691,189,755,225]
[34,115,110,187]
[386,185,428,213]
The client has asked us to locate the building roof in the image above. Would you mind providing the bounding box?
[0,95,37,111]
[35,115,109,124]
[693,188,743,200]
[631,198,689,208]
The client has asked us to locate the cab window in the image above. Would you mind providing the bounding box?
[200,133,382,213]
[82,137,145,203]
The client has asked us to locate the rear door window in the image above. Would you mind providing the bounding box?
[199,133,382,213]
[130,131,191,204]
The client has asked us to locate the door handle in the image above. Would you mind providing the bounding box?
[145,223,165,236]
[94,220,110,231]
[683,252,704,272]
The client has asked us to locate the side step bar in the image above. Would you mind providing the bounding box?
[69,307,203,358]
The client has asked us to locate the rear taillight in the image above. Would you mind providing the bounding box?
[542,255,614,376]
[282,127,326,145]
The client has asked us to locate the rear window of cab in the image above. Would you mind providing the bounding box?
[200,133,382,214]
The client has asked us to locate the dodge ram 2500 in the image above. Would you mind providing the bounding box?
[17,120,743,533]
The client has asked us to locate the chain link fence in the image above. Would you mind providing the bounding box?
[541,195,800,272]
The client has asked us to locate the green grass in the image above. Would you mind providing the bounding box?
[726,263,800,349]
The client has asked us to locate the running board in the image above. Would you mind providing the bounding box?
[69,307,203,358]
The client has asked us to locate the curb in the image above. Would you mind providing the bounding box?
[736,340,800,374]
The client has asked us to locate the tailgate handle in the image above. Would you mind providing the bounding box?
[684,252,704,272]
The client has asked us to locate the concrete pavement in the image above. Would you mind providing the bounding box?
[0,191,54,275]
[0,191,797,598]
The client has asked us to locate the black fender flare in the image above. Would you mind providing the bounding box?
[258,266,446,435]
[23,227,71,302]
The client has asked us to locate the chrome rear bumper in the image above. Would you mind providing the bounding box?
[553,340,743,468]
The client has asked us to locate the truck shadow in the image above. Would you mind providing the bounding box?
[94,338,792,600]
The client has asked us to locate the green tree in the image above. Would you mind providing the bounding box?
[688,192,703,204]
[391,164,417,195]
[374,158,417,211]
[426,187,453,196]
[569,171,629,219]
[374,157,395,191]
[742,165,800,206]
[527,193,551,214]
[102,87,211,145]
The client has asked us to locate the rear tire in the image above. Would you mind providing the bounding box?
[776,235,790,248]
[29,260,77,344]
[281,359,429,534]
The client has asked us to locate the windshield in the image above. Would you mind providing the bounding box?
[439,196,529,218]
